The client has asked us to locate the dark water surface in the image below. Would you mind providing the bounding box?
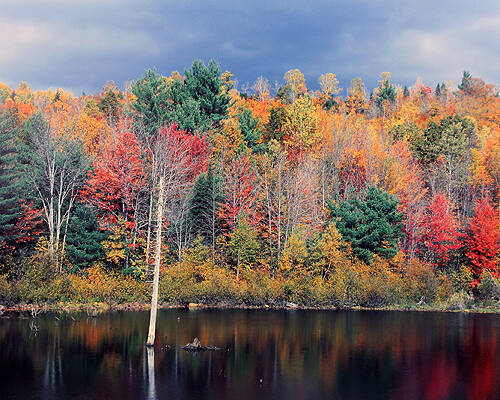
[0,309,498,400]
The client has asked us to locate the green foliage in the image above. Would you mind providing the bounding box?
[131,69,170,136]
[458,70,472,95]
[167,59,231,133]
[264,106,286,141]
[227,218,260,269]
[188,168,223,245]
[98,89,121,123]
[238,107,265,153]
[375,79,396,109]
[0,109,22,254]
[411,115,476,164]
[390,122,420,142]
[329,187,403,264]
[477,270,500,303]
[65,205,108,271]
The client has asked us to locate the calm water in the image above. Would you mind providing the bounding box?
[0,309,498,400]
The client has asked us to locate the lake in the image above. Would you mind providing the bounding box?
[0,309,498,400]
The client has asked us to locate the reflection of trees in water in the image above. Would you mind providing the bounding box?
[0,311,498,399]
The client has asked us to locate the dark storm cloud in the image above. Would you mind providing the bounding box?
[0,0,498,94]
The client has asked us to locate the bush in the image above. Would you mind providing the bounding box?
[401,258,439,303]
[477,270,500,304]
[72,265,149,305]
[15,253,58,303]
[0,274,11,302]
[447,290,475,311]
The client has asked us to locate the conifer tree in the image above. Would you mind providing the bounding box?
[65,204,108,271]
[188,167,223,248]
[329,187,403,264]
[0,109,22,255]
[131,69,170,137]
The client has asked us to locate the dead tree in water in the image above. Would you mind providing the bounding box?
[146,176,164,347]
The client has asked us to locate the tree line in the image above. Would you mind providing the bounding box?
[0,62,498,307]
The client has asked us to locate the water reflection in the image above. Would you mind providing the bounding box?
[0,310,498,400]
[146,347,156,400]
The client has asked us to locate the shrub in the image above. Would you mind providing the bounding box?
[447,290,474,311]
[0,274,11,302]
[477,270,500,304]
[401,258,439,303]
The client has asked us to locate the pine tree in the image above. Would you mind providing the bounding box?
[329,187,403,264]
[65,204,108,271]
[131,69,170,137]
[238,107,265,153]
[188,168,223,248]
[168,59,231,133]
[435,83,441,97]
[403,85,410,98]
[458,70,473,95]
[264,106,286,141]
[0,109,23,256]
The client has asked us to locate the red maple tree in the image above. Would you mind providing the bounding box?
[80,130,146,227]
[217,156,257,232]
[465,196,499,280]
[421,192,461,266]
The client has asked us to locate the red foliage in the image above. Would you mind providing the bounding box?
[153,123,210,193]
[421,193,461,266]
[13,200,44,244]
[465,197,499,279]
[217,156,257,232]
[80,131,146,226]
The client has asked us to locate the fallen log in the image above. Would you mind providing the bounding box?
[182,337,220,352]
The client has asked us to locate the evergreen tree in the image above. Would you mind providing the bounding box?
[458,70,473,95]
[65,204,108,271]
[238,107,265,153]
[168,59,231,133]
[131,69,170,137]
[375,79,397,109]
[265,106,286,141]
[411,115,475,165]
[228,217,260,278]
[0,109,22,255]
[329,187,403,264]
[188,168,224,248]
[403,85,410,98]
[98,89,121,124]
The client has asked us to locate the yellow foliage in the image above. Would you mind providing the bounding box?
[283,95,320,153]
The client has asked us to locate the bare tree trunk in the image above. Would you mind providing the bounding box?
[145,191,154,262]
[147,176,164,347]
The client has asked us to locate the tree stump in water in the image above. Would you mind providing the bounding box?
[182,337,220,352]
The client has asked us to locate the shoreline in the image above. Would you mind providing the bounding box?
[2,301,499,315]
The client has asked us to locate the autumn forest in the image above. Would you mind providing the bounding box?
[0,61,499,310]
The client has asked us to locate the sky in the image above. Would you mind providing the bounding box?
[0,0,499,95]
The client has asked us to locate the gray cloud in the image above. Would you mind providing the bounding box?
[0,0,498,95]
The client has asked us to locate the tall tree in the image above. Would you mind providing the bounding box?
[329,186,403,264]
[465,197,499,280]
[0,108,22,256]
[421,192,461,267]
[19,112,90,269]
[131,69,170,137]
[168,59,231,133]
[189,168,223,249]
[64,204,108,271]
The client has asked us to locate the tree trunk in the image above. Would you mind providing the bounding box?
[146,176,164,347]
